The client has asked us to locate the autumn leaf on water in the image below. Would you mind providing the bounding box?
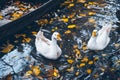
[88,11,96,16]
[79,13,86,17]
[53,68,60,78]
[67,59,74,64]
[61,18,69,23]
[15,34,26,38]
[88,61,94,65]
[86,69,92,74]
[68,3,74,8]
[31,66,40,76]
[79,63,85,67]
[64,30,71,34]
[31,31,37,36]
[25,70,33,76]
[22,38,31,43]
[77,0,86,3]
[68,24,76,29]
[0,15,3,20]
[81,57,89,62]
[1,43,14,53]
[88,18,95,23]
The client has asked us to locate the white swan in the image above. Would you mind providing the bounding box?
[87,23,112,50]
[35,31,62,60]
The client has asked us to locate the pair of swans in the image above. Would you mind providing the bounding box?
[35,23,112,60]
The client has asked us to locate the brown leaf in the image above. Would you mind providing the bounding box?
[1,44,14,53]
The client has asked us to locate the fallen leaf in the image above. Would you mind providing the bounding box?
[1,44,14,53]
[66,66,74,72]
[68,3,74,7]
[64,30,71,34]
[88,18,95,23]
[22,38,31,43]
[77,0,86,3]
[80,63,85,67]
[88,61,94,65]
[0,15,3,20]
[88,12,96,16]
[75,71,79,76]
[67,59,74,64]
[73,45,78,49]
[53,68,60,77]
[25,70,33,76]
[68,24,76,29]
[31,66,40,76]
[81,57,88,62]
[31,31,37,36]
[61,18,69,23]
[79,13,86,17]
[86,69,92,74]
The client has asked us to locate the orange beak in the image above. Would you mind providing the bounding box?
[57,33,62,41]
[92,30,97,37]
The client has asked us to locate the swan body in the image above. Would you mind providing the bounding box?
[35,31,62,60]
[87,23,112,50]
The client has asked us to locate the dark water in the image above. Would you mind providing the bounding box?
[0,0,120,79]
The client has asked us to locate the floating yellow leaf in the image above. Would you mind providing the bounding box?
[77,0,86,3]
[68,24,76,29]
[88,18,95,23]
[73,45,78,49]
[100,68,105,72]
[76,50,80,54]
[61,18,69,23]
[69,3,74,7]
[68,13,75,18]
[67,59,74,64]
[86,69,92,74]
[31,66,40,76]
[31,31,37,36]
[15,34,26,38]
[22,38,31,43]
[37,19,48,25]
[88,61,94,65]
[79,13,86,17]
[53,68,60,77]
[20,7,27,11]
[94,57,99,61]
[1,44,14,53]
[80,63,85,67]
[64,30,71,34]
[0,15,3,20]
[66,66,74,72]
[25,70,33,76]
[81,57,88,62]
[114,43,120,48]
[88,12,96,16]
[75,71,79,76]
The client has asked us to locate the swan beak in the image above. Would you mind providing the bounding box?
[57,34,62,41]
[92,30,97,37]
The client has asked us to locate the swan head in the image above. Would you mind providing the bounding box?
[52,32,62,41]
[92,30,97,37]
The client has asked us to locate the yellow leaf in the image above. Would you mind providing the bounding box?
[67,59,74,64]
[25,70,33,76]
[114,43,120,48]
[77,0,86,3]
[61,18,69,23]
[94,57,99,61]
[64,30,71,34]
[1,44,14,53]
[75,71,79,76]
[88,12,96,16]
[79,13,86,17]
[31,31,37,36]
[15,34,26,38]
[68,24,76,29]
[88,18,95,23]
[100,68,105,72]
[73,45,78,49]
[88,61,94,65]
[53,68,59,77]
[80,63,85,67]
[86,69,92,74]
[68,13,75,18]
[32,66,40,76]
[66,66,74,72]
[81,57,88,62]
[0,15,3,20]
[22,38,31,43]
[69,3,74,7]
